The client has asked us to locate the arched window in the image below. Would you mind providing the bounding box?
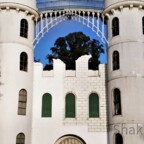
[20,52,28,72]
[18,89,27,115]
[142,17,144,34]
[16,133,25,144]
[89,93,99,117]
[113,51,119,71]
[65,93,75,118]
[20,19,28,38]
[113,89,122,115]
[112,17,119,37]
[115,133,123,144]
[42,93,52,117]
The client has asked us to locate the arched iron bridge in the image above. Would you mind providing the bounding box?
[34,0,108,48]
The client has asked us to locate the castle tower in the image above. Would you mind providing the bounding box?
[104,0,144,144]
[0,0,38,144]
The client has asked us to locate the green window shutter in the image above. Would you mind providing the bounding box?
[89,93,99,117]
[42,93,52,117]
[65,93,75,118]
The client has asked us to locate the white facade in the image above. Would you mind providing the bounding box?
[0,0,144,144]
[104,0,144,144]
[32,56,107,144]
[0,0,37,144]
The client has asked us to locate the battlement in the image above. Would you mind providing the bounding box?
[33,55,107,134]
[34,55,106,78]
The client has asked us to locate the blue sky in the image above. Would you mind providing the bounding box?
[34,20,107,67]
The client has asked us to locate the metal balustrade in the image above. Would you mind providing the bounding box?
[33,9,108,48]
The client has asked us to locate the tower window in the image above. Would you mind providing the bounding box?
[20,19,28,38]
[20,52,28,72]
[89,93,99,117]
[16,133,25,144]
[142,17,144,34]
[112,17,119,37]
[115,133,123,144]
[113,51,119,71]
[113,89,122,115]
[18,89,27,115]
[42,93,52,117]
[65,93,75,118]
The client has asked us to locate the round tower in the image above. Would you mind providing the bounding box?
[104,0,144,144]
[0,0,38,144]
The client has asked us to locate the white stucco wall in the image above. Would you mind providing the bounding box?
[105,3,144,144]
[0,43,33,144]
[0,0,37,9]
[1,0,144,144]
[0,9,35,47]
[0,1,36,143]
[32,55,108,144]
[105,0,144,9]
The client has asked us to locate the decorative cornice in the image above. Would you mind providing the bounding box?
[0,2,39,19]
[103,1,144,15]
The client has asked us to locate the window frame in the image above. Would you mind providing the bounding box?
[18,89,27,115]
[112,51,120,71]
[142,17,144,34]
[112,17,119,37]
[65,93,76,118]
[16,133,25,144]
[20,52,28,72]
[42,93,52,117]
[89,93,99,118]
[115,133,123,144]
[113,88,122,116]
[20,19,28,38]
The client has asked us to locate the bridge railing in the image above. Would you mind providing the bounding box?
[33,9,108,48]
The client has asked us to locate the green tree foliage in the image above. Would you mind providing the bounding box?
[44,32,104,70]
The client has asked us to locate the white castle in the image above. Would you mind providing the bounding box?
[0,0,144,144]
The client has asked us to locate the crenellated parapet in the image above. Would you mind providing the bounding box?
[33,55,107,134]
[34,55,106,78]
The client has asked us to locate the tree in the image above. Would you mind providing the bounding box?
[44,32,104,70]
[34,57,40,63]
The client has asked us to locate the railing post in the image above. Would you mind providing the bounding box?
[33,9,108,48]
[92,12,95,31]
[82,11,85,25]
[97,12,100,36]
[87,11,90,27]
[102,14,105,41]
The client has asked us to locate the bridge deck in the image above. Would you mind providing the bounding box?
[36,0,104,11]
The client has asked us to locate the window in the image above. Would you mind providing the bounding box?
[16,133,25,144]
[42,93,52,117]
[18,89,27,115]
[113,89,122,115]
[89,93,99,117]
[115,133,123,144]
[20,19,28,38]
[142,17,144,34]
[20,52,28,72]
[113,51,119,71]
[112,17,119,37]
[65,93,75,118]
